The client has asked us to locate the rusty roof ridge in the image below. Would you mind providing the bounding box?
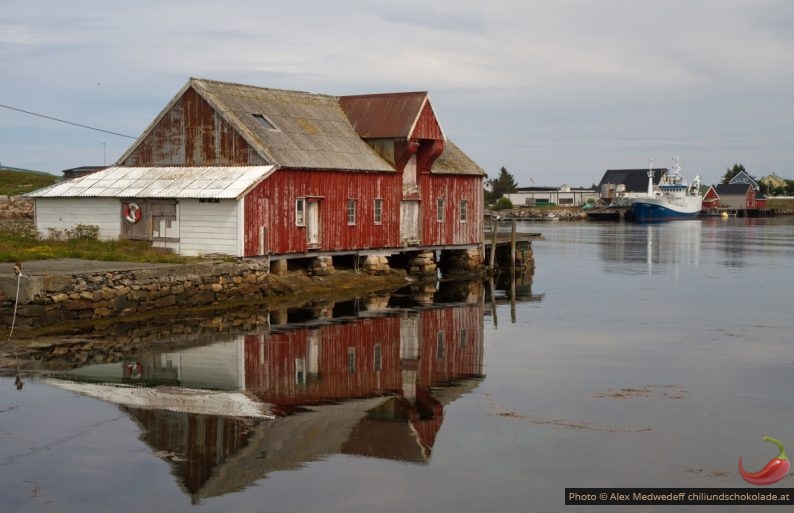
[190,77,337,100]
[337,90,429,99]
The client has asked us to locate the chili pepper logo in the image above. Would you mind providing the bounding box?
[738,436,790,485]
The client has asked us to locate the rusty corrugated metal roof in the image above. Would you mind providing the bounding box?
[26,166,276,199]
[339,92,429,139]
[192,79,395,172]
[431,140,486,176]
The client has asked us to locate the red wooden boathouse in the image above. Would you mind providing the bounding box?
[31,78,485,269]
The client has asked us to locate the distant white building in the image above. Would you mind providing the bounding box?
[504,185,598,207]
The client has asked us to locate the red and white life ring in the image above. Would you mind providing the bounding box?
[124,202,142,224]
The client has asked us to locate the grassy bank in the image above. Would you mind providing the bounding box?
[0,222,190,264]
[0,169,57,196]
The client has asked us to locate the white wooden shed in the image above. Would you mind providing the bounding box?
[27,165,275,257]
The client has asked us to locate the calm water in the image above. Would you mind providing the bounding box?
[2,218,794,513]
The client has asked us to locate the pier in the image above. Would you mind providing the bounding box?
[483,218,541,269]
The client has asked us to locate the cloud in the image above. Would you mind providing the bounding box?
[1,0,792,184]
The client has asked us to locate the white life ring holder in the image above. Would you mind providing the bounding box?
[124,202,142,224]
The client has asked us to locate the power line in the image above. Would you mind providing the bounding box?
[0,103,137,139]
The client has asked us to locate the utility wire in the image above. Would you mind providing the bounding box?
[0,103,137,139]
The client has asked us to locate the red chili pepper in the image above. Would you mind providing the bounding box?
[738,436,790,485]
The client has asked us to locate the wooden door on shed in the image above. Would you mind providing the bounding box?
[149,200,178,242]
[121,199,177,241]
[400,200,420,245]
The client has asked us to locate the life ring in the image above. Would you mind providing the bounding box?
[124,202,142,224]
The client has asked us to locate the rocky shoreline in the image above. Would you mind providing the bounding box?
[488,206,587,221]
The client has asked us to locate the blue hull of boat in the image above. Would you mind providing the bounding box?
[631,202,700,222]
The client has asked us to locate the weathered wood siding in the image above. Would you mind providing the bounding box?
[411,102,444,140]
[242,304,484,406]
[34,198,121,240]
[420,174,483,246]
[243,316,405,404]
[178,199,241,257]
[121,88,266,166]
[243,169,401,256]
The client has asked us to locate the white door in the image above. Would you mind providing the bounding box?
[400,200,420,245]
[307,200,320,246]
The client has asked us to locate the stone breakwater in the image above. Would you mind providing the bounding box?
[1,261,271,330]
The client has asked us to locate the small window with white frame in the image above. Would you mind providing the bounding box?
[295,198,305,226]
[437,198,445,222]
[459,200,468,222]
[347,199,357,225]
[374,198,383,225]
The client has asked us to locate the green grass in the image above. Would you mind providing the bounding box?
[0,223,192,264]
[0,169,58,196]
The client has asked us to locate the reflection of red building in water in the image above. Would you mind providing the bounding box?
[244,305,484,455]
[110,301,485,502]
[245,306,483,405]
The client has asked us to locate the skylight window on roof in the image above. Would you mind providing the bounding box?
[252,113,278,131]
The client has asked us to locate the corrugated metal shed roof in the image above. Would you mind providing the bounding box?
[339,92,428,139]
[27,166,275,199]
[430,140,486,176]
[192,79,395,172]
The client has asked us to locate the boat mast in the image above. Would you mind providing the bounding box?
[647,159,654,197]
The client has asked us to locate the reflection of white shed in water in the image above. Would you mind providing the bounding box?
[62,337,247,391]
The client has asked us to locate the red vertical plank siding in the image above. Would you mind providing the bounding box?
[420,174,483,246]
[243,169,403,256]
[244,169,482,256]
[411,102,444,140]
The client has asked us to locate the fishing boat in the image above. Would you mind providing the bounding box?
[629,158,702,222]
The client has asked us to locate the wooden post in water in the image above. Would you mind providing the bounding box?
[489,218,497,268]
[510,219,517,267]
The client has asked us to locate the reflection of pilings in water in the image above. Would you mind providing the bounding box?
[362,294,390,311]
[271,307,289,326]
[511,272,516,324]
[410,283,436,305]
[487,265,540,326]
[495,268,535,299]
[19,282,489,374]
[312,302,334,320]
[489,279,497,328]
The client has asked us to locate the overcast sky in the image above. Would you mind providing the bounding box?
[1,0,792,186]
